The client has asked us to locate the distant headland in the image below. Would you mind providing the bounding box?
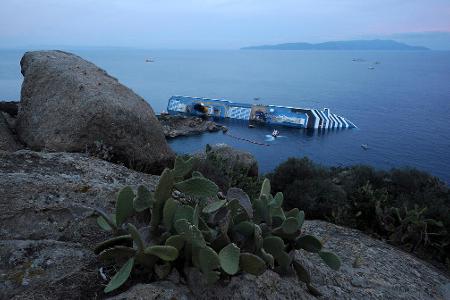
[241,39,429,50]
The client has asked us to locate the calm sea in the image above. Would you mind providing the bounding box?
[1,48,449,182]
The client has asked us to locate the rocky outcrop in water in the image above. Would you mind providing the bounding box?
[1,150,448,299]
[16,50,174,173]
[158,114,226,138]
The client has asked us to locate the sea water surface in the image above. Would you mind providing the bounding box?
[1,48,449,182]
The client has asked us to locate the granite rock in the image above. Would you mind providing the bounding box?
[16,50,174,173]
[0,150,158,299]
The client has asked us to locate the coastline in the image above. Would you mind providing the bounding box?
[157,114,226,138]
[0,50,448,299]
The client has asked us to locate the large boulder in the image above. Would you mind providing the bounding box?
[16,50,174,173]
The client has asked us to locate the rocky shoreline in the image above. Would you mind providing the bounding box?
[157,114,226,138]
[0,50,449,299]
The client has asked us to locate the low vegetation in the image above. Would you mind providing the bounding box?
[190,145,263,200]
[268,157,450,270]
[93,156,340,294]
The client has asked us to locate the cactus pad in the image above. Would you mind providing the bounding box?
[133,185,153,212]
[269,192,283,208]
[233,221,255,237]
[173,156,194,179]
[104,257,135,293]
[263,236,285,258]
[319,251,341,270]
[116,186,135,226]
[199,246,220,273]
[219,243,240,275]
[144,245,179,261]
[174,177,219,198]
[174,205,194,224]
[239,253,266,275]
[165,234,185,251]
[281,217,299,234]
[96,214,116,231]
[203,199,227,213]
[295,235,323,253]
[259,178,271,198]
[227,188,253,218]
[163,198,178,231]
[127,223,145,253]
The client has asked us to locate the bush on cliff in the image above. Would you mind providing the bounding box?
[268,157,450,270]
[190,145,262,199]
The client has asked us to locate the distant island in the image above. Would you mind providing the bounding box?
[241,39,429,50]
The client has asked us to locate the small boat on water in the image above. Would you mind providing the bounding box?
[272,129,280,137]
[145,58,154,63]
[166,96,356,130]
[361,144,369,150]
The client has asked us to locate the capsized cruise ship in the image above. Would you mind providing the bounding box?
[167,96,356,129]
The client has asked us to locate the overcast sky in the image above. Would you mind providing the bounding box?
[1,0,450,49]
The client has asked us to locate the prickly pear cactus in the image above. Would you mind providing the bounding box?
[92,156,341,294]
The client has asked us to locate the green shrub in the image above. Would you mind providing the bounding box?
[191,145,263,199]
[283,178,348,221]
[269,158,450,270]
[270,157,329,192]
[92,156,340,294]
